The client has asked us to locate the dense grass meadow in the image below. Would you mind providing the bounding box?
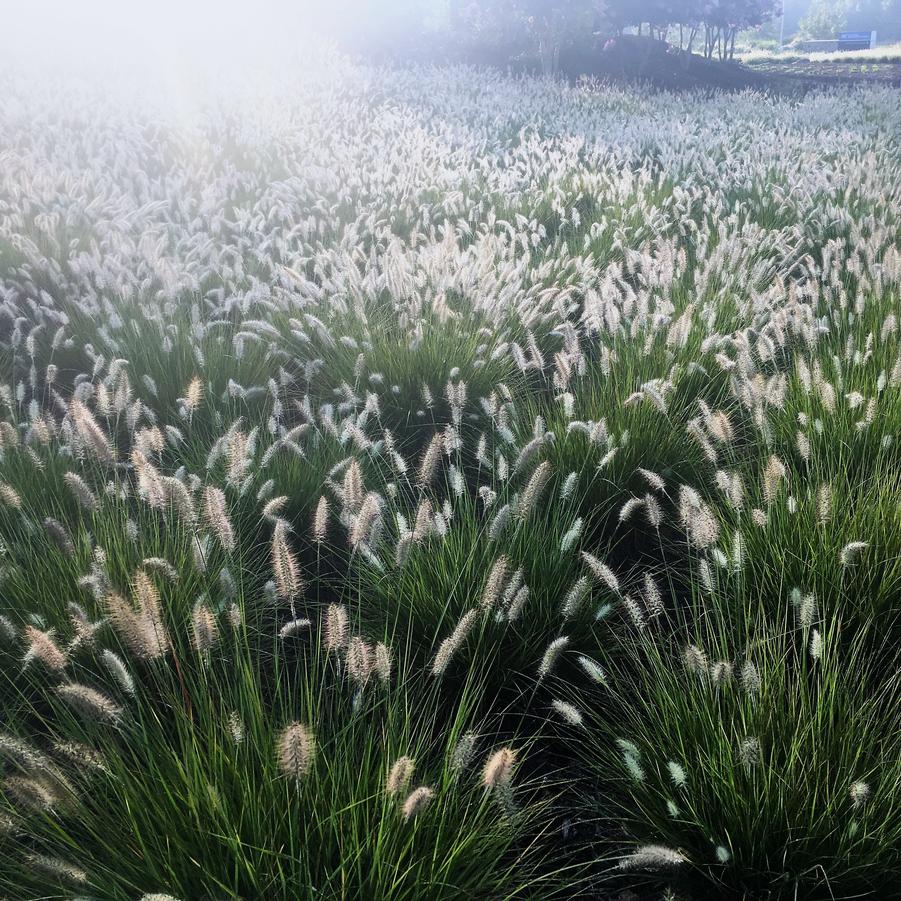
[0,60,899,900]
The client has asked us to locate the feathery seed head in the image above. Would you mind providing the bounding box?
[23,626,67,671]
[840,541,868,566]
[551,699,583,726]
[386,756,415,796]
[482,747,517,790]
[277,722,316,780]
[401,785,435,821]
[618,845,687,869]
[850,780,871,808]
[191,602,219,655]
[56,683,122,724]
[272,520,303,601]
[538,636,569,680]
[323,604,349,652]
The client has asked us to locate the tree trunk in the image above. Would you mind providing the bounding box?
[537,31,559,77]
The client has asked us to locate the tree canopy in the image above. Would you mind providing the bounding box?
[452,0,781,65]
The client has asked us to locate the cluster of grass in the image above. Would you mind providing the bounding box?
[0,58,899,900]
[740,42,901,64]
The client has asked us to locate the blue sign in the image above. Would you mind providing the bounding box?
[837,30,875,50]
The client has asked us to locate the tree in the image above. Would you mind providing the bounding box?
[519,0,608,73]
[602,0,780,57]
[453,0,780,65]
[453,0,607,73]
[800,0,901,41]
[798,0,851,37]
[699,0,782,58]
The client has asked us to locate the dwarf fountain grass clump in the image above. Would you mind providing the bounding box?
[1,601,559,899]
[573,600,901,897]
[0,51,900,901]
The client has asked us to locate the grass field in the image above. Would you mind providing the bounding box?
[738,42,901,84]
[0,60,900,900]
